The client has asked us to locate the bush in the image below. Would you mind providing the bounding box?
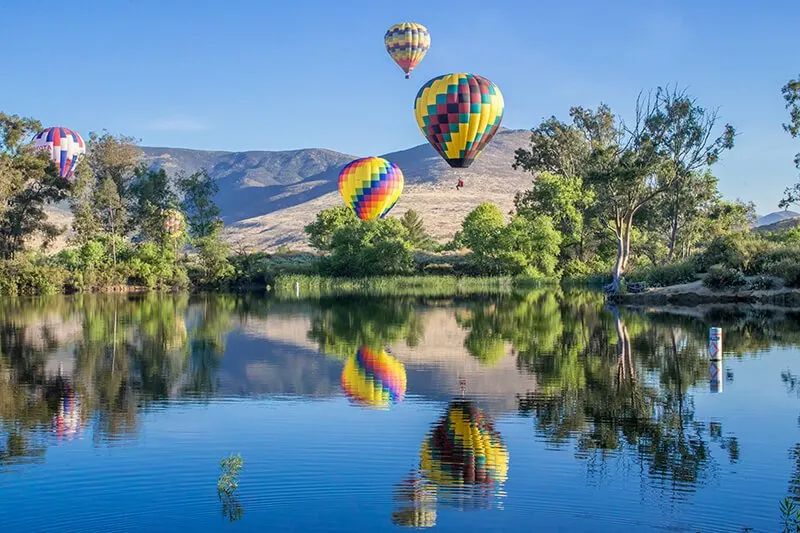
[628,260,698,288]
[748,275,776,290]
[0,255,69,296]
[702,264,747,290]
[697,233,773,273]
[764,258,800,288]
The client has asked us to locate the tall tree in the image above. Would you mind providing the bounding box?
[779,75,800,208]
[71,131,142,248]
[178,169,221,238]
[642,86,735,261]
[399,209,434,249]
[129,167,179,243]
[0,113,71,259]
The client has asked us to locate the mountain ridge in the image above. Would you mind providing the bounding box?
[44,128,536,252]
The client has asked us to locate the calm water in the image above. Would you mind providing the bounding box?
[1,290,799,531]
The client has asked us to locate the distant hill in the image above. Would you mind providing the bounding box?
[42,128,535,252]
[753,210,800,228]
[753,217,800,234]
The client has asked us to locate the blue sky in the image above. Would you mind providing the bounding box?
[2,0,798,214]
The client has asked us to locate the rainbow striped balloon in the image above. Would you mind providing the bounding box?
[340,346,407,409]
[338,157,404,221]
[413,73,504,169]
[385,22,431,79]
[32,126,86,180]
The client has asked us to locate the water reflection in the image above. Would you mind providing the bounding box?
[0,290,800,530]
[419,399,509,510]
[340,346,406,409]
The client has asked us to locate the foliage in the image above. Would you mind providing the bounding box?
[217,453,244,494]
[702,265,747,290]
[272,274,517,299]
[513,87,736,292]
[779,75,800,209]
[0,254,69,296]
[325,217,414,277]
[456,202,562,277]
[190,232,235,287]
[399,209,436,250]
[781,497,800,533]
[0,112,71,259]
[304,205,359,252]
[178,169,221,238]
[129,167,182,245]
[627,260,698,288]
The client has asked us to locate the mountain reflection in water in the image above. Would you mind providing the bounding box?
[0,290,799,531]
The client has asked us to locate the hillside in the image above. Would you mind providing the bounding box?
[42,128,534,252]
[753,210,800,228]
[753,217,800,234]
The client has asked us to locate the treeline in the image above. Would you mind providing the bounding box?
[0,113,243,295]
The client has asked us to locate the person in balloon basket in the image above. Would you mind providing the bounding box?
[456,179,464,190]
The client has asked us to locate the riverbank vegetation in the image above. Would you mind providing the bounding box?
[2,75,800,297]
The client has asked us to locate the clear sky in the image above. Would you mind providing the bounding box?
[2,0,798,215]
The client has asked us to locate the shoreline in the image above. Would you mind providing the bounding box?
[615,279,800,307]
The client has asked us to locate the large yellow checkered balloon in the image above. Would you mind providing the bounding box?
[413,73,504,169]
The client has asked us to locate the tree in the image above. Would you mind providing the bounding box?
[178,169,222,238]
[513,171,597,262]
[457,202,562,276]
[71,131,142,255]
[0,112,71,259]
[399,209,435,250]
[514,89,735,292]
[304,206,359,252]
[642,86,735,261]
[779,75,800,209]
[129,167,179,244]
[326,217,414,276]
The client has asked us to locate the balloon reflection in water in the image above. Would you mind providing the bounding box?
[340,346,407,409]
[392,471,437,528]
[47,377,84,442]
[419,400,508,509]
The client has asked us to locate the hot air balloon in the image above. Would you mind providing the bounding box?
[413,73,504,170]
[340,346,407,409]
[163,209,185,237]
[418,400,508,509]
[385,22,431,79]
[32,126,86,180]
[338,157,404,221]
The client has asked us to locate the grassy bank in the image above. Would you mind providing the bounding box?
[270,274,547,299]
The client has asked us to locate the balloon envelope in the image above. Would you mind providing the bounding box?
[340,346,407,409]
[413,73,504,169]
[338,157,404,221]
[420,400,508,488]
[32,126,86,180]
[385,22,431,79]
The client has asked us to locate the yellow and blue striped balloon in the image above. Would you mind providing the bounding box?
[338,157,404,221]
[385,22,431,79]
[340,346,407,409]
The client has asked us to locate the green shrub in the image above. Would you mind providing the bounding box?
[764,258,800,288]
[702,264,747,290]
[0,256,69,296]
[628,260,698,287]
[697,233,773,273]
[747,275,776,290]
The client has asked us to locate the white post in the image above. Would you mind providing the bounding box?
[709,327,722,361]
[709,360,723,393]
[294,281,300,298]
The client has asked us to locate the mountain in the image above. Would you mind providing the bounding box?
[753,210,800,228]
[44,128,534,252]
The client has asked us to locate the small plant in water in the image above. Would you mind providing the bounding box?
[218,453,243,494]
[781,497,800,532]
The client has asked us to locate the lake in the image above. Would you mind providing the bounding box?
[0,289,799,532]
